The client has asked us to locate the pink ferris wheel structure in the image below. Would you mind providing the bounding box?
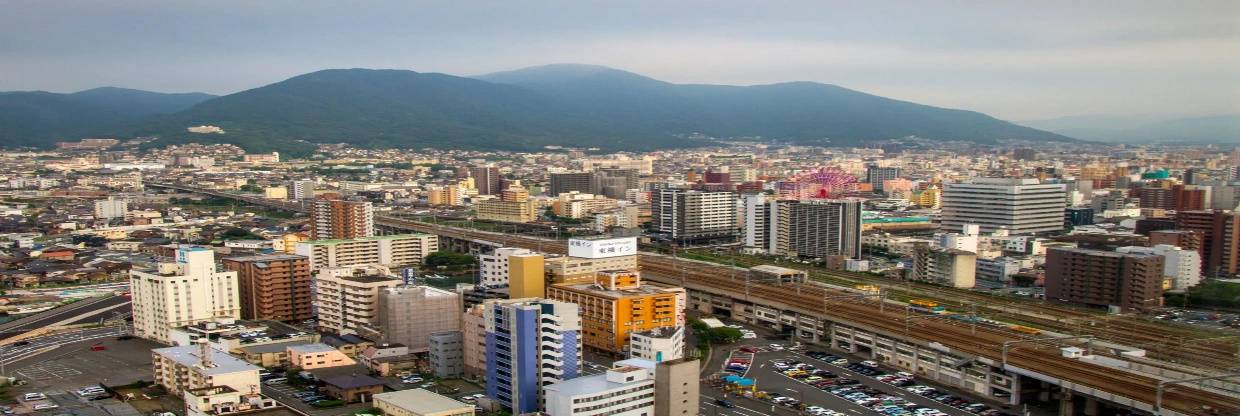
[778,166,858,199]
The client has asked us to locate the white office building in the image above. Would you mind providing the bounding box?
[942,178,1066,235]
[544,359,657,416]
[629,326,685,363]
[130,247,241,344]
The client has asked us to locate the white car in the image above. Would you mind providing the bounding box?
[22,393,46,402]
[768,344,784,350]
[32,404,58,411]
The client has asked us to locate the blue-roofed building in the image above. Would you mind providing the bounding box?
[484,298,582,414]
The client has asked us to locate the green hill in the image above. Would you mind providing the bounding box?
[0,87,213,147]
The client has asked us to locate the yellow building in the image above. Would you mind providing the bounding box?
[427,186,462,206]
[474,198,536,223]
[545,271,686,353]
[913,187,941,208]
[508,253,545,298]
[264,186,288,199]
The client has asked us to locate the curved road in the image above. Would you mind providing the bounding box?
[0,296,130,338]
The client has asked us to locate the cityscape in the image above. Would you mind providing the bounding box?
[0,3,1238,416]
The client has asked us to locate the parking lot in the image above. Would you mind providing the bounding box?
[699,316,1040,416]
[8,335,160,414]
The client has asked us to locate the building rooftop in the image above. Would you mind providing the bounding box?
[338,274,402,284]
[373,389,471,413]
[237,341,311,355]
[223,253,307,263]
[321,374,384,389]
[545,358,656,396]
[153,345,261,375]
[301,234,432,245]
[551,280,682,299]
[287,343,338,354]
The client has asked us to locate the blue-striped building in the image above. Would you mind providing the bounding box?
[485,298,582,413]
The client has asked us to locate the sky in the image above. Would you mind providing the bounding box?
[2,0,1237,121]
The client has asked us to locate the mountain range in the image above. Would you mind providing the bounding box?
[1,64,1075,153]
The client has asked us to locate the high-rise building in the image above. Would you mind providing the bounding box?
[469,166,501,195]
[595,167,640,199]
[310,199,374,240]
[221,254,313,322]
[290,180,315,200]
[1149,229,1204,260]
[1044,247,1164,311]
[942,178,1066,234]
[581,156,653,175]
[1175,210,1240,276]
[768,199,863,259]
[375,285,461,352]
[315,274,402,335]
[94,196,128,219]
[742,194,770,253]
[549,172,596,196]
[296,234,439,271]
[1136,184,1209,211]
[427,331,465,378]
[866,164,901,193]
[485,298,582,414]
[130,247,241,344]
[652,189,737,242]
[546,271,685,354]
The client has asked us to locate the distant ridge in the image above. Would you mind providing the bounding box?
[0,87,215,147]
[3,65,1073,152]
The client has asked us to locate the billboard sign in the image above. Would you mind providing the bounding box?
[568,237,637,259]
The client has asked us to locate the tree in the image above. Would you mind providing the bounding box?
[425,252,476,267]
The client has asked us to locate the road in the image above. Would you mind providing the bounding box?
[0,326,125,370]
[0,295,130,337]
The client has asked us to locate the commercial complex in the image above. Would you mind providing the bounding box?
[484,298,582,414]
[310,199,374,240]
[296,234,439,270]
[543,358,699,416]
[941,178,1067,234]
[546,271,685,353]
[316,273,402,334]
[375,285,461,352]
[131,247,241,344]
[1045,247,1164,311]
[221,253,313,322]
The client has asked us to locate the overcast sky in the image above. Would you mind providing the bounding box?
[2,0,1237,120]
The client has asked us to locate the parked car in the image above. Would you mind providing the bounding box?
[22,393,46,402]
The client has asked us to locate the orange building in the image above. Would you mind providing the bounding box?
[545,270,685,353]
[310,199,374,240]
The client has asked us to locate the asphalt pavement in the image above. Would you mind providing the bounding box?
[0,295,130,337]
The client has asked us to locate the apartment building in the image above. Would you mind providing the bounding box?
[290,180,315,200]
[549,172,597,196]
[1117,245,1203,291]
[375,285,461,352]
[485,298,582,414]
[546,271,686,354]
[221,254,312,322]
[310,199,374,240]
[152,343,261,397]
[426,185,462,206]
[296,234,439,271]
[287,343,356,370]
[94,196,128,219]
[1045,247,1164,311]
[629,326,685,363]
[652,188,737,243]
[316,274,402,335]
[469,166,501,195]
[1175,210,1240,276]
[461,304,487,380]
[941,178,1066,234]
[866,164,901,193]
[911,245,977,289]
[767,199,863,259]
[131,247,241,344]
[475,183,537,223]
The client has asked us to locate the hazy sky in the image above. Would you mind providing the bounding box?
[2,0,1237,120]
